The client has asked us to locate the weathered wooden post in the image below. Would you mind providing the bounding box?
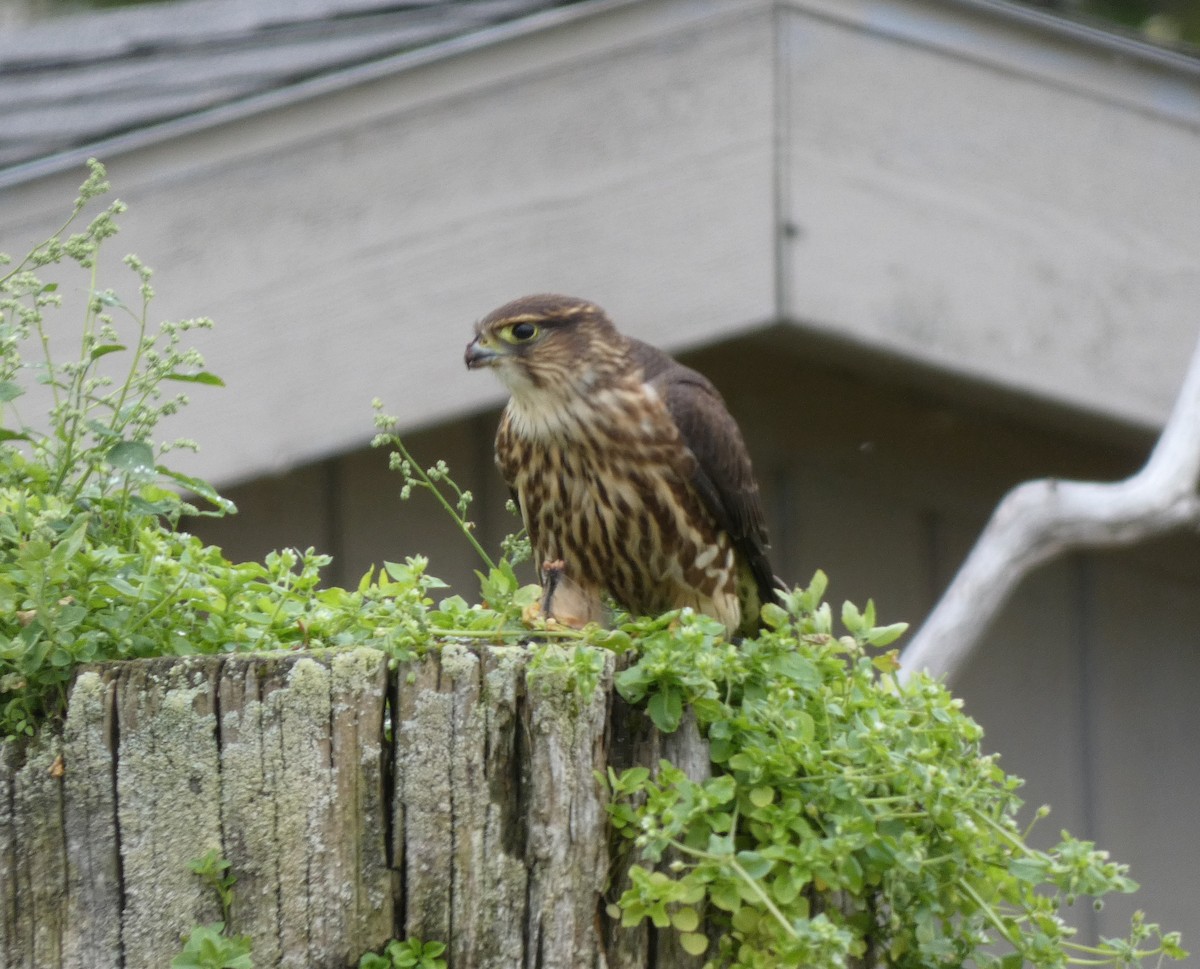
[0,645,706,969]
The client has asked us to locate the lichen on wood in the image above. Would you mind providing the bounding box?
[216,649,392,969]
[62,669,121,969]
[0,645,707,969]
[116,657,224,969]
[1,730,67,969]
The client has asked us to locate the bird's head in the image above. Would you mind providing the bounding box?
[464,294,627,399]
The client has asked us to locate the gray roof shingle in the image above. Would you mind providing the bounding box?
[0,0,579,170]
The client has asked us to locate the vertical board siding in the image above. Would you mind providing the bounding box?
[777,3,1200,428]
[1084,555,1200,945]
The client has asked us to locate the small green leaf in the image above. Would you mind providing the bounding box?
[0,380,24,403]
[772,652,821,691]
[731,904,759,932]
[709,878,741,912]
[1008,857,1048,884]
[625,766,653,790]
[736,850,772,880]
[760,601,789,629]
[680,932,709,955]
[91,290,124,307]
[793,710,815,743]
[867,622,909,647]
[748,786,774,809]
[841,599,863,632]
[85,419,122,441]
[646,686,683,733]
[105,440,155,474]
[614,665,650,703]
[771,872,802,905]
[48,514,89,567]
[671,906,700,932]
[862,598,877,628]
[164,370,225,387]
[88,343,126,361]
[170,923,252,969]
[706,774,737,804]
[160,469,236,514]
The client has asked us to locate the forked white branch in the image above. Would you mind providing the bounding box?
[899,329,1200,684]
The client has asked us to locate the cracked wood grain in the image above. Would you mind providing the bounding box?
[115,657,224,969]
[61,668,120,969]
[1,645,711,969]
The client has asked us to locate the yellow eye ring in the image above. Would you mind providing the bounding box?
[501,321,540,344]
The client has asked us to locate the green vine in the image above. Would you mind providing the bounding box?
[172,851,253,969]
[603,577,1185,967]
[357,938,448,969]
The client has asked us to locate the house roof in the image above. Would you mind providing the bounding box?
[0,0,581,170]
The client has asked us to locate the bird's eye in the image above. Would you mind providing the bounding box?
[503,322,540,343]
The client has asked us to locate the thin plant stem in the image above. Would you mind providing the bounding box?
[388,432,496,571]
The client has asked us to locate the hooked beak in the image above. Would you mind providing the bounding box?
[464,335,503,370]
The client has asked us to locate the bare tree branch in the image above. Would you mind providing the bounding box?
[899,329,1200,684]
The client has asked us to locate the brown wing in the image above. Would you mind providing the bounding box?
[629,339,778,609]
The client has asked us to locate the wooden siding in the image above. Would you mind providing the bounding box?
[189,331,1198,950]
[778,0,1200,431]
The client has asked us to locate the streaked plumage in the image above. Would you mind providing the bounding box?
[464,294,777,636]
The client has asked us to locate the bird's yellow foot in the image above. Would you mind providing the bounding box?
[540,560,602,629]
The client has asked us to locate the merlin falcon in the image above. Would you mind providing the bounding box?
[464,294,779,637]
